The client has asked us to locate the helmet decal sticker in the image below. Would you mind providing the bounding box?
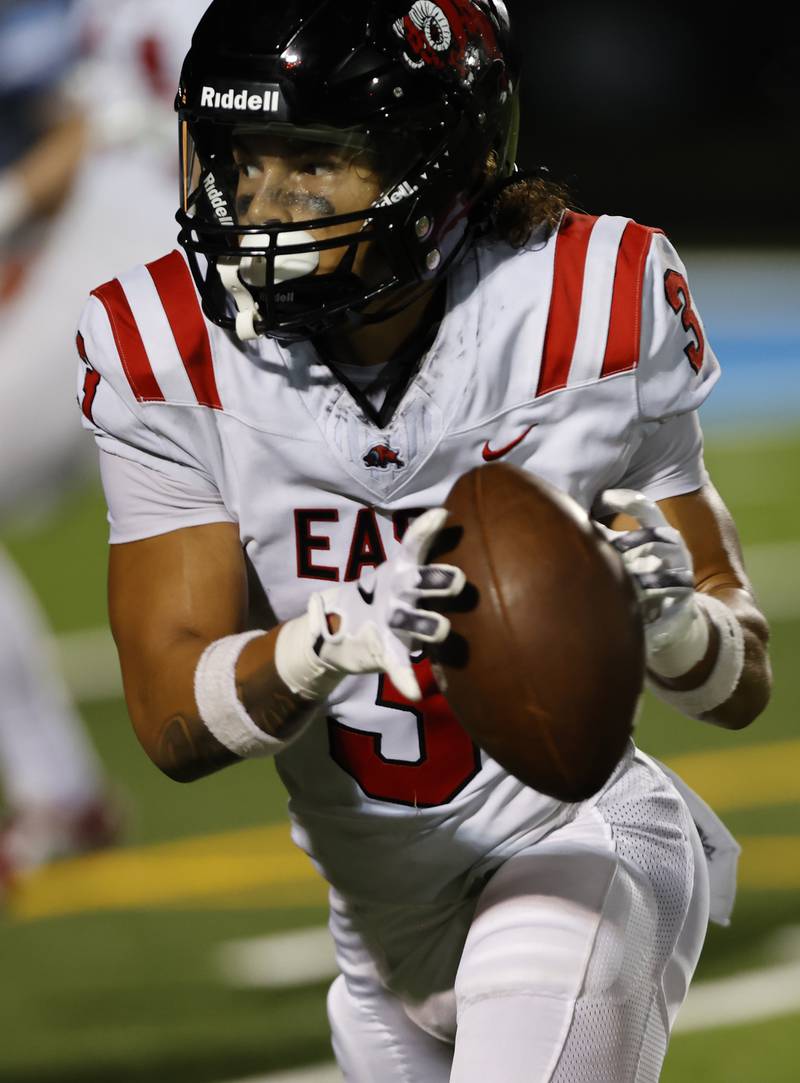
[203,173,234,226]
[405,1,452,60]
[393,0,500,83]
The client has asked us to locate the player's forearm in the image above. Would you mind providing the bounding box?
[236,630,323,741]
[15,111,88,219]
[119,511,454,781]
[124,635,232,781]
[649,585,771,730]
[129,628,315,783]
[605,487,772,731]
[155,707,240,783]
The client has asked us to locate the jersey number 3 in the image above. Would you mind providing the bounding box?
[328,659,481,808]
[664,270,705,373]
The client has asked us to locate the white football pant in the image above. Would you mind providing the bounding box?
[328,756,709,1082]
[0,548,103,808]
[0,149,177,812]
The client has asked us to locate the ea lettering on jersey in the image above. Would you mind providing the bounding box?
[295,508,425,582]
[200,84,281,113]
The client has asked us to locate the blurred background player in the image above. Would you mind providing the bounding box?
[0,0,208,889]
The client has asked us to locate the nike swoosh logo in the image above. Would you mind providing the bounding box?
[482,423,537,462]
[358,584,375,606]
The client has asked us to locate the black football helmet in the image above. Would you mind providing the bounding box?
[177,0,520,342]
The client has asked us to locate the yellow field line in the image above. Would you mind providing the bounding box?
[7,741,800,922]
[664,739,800,811]
[9,832,800,923]
[737,837,800,891]
[8,823,326,922]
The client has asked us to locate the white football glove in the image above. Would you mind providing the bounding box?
[276,509,465,702]
[596,489,708,677]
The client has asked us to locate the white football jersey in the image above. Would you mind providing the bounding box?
[70,0,208,156]
[78,212,720,906]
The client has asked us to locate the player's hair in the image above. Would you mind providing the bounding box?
[487,174,571,247]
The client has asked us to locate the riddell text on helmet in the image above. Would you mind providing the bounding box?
[200,85,281,113]
[202,173,234,225]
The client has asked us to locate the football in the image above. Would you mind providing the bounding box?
[430,463,644,802]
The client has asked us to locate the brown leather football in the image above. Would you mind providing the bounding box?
[430,463,644,802]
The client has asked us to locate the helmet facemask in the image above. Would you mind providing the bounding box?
[178,112,483,342]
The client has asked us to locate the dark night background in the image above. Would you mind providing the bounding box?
[510,1,798,246]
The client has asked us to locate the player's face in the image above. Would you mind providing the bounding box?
[232,131,384,276]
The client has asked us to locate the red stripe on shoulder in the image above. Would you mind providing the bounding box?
[75,331,89,363]
[601,222,664,378]
[91,279,165,403]
[76,330,101,422]
[81,369,101,423]
[75,330,101,423]
[147,251,222,410]
[536,211,599,397]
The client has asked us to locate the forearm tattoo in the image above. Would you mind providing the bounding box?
[155,639,312,781]
[157,713,241,782]
[236,667,313,741]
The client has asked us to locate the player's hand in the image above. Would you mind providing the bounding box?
[309,509,465,701]
[596,489,701,667]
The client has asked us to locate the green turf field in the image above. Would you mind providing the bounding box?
[1,430,798,1083]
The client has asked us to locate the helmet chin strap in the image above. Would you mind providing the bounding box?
[218,232,320,341]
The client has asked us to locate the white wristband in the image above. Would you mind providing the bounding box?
[647,595,746,719]
[194,630,292,758]
[274,608,344,701]
[0,172,28,239]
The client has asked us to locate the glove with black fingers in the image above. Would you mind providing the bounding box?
[596,489,710,679]
[275,509,465,702]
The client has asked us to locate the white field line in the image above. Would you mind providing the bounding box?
[215,926,338,990]
[221,961,800,1080]
[221,952,800,1083]
[219,953,800,1083]
[675,959,800,1033]
[216,926,800,1049]
[49,541,800,704]
[53,626,122,702]
[217,962,800,1083]
[676,923,800,1033]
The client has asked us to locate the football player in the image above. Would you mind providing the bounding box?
[0,0,117,890]
[77,2,771,1079]
[0,0,207,888]
[1,0,210,514]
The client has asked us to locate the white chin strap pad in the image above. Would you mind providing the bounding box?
[273,232,320,283]
[218,231,320,341]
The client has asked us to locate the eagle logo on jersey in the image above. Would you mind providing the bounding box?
[364,444,406,470]
[392,0,501,85]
